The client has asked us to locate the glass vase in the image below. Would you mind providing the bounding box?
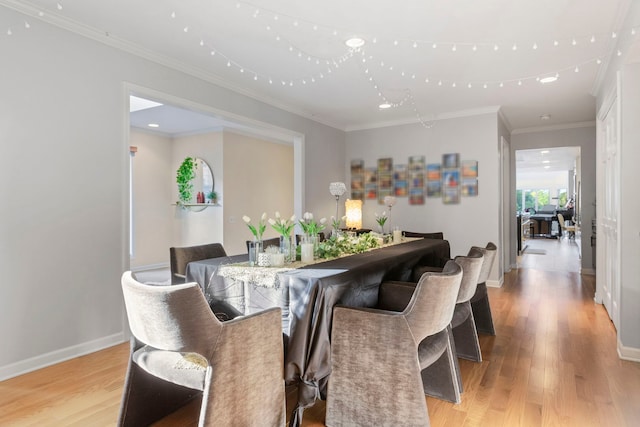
[300,234,315,263]
[248,239,263,267]
[279,234,294,264]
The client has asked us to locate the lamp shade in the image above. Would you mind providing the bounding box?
[345,199,362,229]
[329,182,347,197]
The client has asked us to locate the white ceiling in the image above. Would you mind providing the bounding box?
[5,0,636,132]
[516,146,580,175]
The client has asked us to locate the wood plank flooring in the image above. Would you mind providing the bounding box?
[1,240,639,426]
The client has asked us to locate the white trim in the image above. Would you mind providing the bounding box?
[511,121,596,135]
[497,108,513,133]
[487,277,503,288]
[580,267,596,276]
[0,333,126,381]
[345,106,501,132]
[618,338,640,362]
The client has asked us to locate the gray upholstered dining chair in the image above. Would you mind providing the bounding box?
[245,237,281,253]
[325,261,462,426]
[449,249,484,362]
[118,271,286,427]
[470,242,498,335]
[169,243,227,285]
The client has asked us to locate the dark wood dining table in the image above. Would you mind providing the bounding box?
[185,237,450,427]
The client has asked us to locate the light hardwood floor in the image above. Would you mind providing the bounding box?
[1,239,639,426]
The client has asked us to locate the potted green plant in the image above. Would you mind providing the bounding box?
[207,190,218,204]
[176,157,196,205]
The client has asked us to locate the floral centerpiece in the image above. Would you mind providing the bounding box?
[269,212,296,236]
[243,213,267,241]
[375,211,388,234]
[269,212,296,262]
[316,232,380,259]
[298,212,327,238]
[330,215,347,236]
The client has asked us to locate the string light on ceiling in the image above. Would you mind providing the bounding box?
[6,0,640,128]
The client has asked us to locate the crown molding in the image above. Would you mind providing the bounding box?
[344,106,501,132]
[511,120,596,135]
[0,0,345,132]
[497,108,513,134]
[591,0,633,96]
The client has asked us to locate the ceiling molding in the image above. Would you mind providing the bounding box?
[345,106,501,132]
[0,0,345,132]
[511,121,596,135]
[591,0,633,96]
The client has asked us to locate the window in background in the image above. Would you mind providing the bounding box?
[517,189,550,212]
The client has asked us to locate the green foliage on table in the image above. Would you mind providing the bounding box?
[316,232,380,259]
[176,157,197,204]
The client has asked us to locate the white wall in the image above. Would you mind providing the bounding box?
[129,130,173,269]
[594,0,640,359]
[222,131,294,256]
[618,62,640,355]
[0,6,345,379]
[346,113,502,284]
[510,126,596,272]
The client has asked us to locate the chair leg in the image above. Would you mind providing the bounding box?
[470,284,496,336]
[420,327,462,404]
[452,312,482,362]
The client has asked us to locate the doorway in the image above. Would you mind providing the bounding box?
[515,146,581,272]
[125,87,304,275]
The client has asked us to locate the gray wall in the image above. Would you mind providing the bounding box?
[0,6,344,379]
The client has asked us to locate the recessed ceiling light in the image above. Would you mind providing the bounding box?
[541,150,550,154]
[540,114,551,120]
[345,37,365,48]
[378,103,392,109]
[543,160,550,163]
[540,76,558,84]
[148,123,160,128]
[544,165,551,169]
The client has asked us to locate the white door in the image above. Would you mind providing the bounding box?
[599,96,620,329]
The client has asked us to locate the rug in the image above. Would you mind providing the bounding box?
[524,248,547,255]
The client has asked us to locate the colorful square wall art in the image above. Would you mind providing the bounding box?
[461,160,478,178]
[427,180,442,197]
[364,167,378,200]
[350,159,364,200]
[408,155,425,172]
[442,168,460,204]
[462,179,478,196]
[426,163,441,181]
[409,187,425,205]
[394,165,408,197]
[378,157,393,173]
[442,153,460,169]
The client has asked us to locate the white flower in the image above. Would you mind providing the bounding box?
[275,211,281,219]
[290,215,297,222]
[320,218,327,224]
[243,215,251,223]
[261,212,267,221]
[268,218,276,226]
[304,212,313,220]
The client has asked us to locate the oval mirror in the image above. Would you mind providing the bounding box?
[193,157,214,201]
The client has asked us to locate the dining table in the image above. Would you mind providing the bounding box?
[185,237,450,427]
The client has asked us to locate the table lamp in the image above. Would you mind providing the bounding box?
[345,199,362,230]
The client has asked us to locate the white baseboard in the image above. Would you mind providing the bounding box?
[0,332,126,381]
[618,338,640,362]
[487,277,503,288]
[581,267,596,275]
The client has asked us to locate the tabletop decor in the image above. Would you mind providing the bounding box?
[330,215,347,237]
[299,212,327,262]
[316,232,380,259]
[176,156,197,205]
[243,213,267,241]
[269,212,296,263]
[345,199,362,229]
[375,211,388,234]
[329,182,347,222]
[243,213,267,265]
